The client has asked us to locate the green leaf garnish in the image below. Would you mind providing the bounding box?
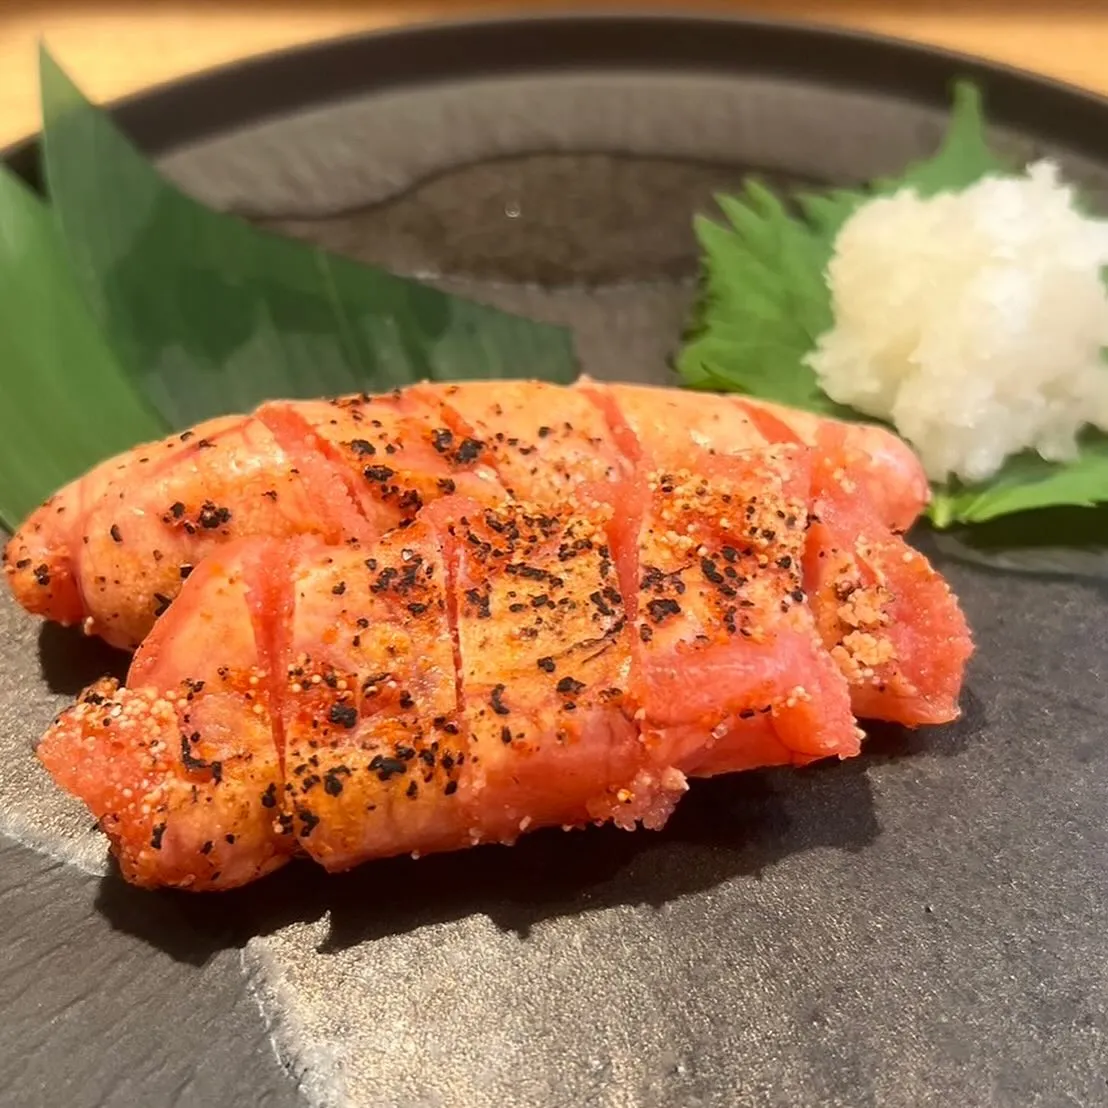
[0,51,580,530]
[679,190,854,417]
[929,432,1108,527]
[877,80,1002,197]
[675,79,1108,530]
[0,168,167,529]
[38,47,577,430]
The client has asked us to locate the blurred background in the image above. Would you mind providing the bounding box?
[2,1,1107,146]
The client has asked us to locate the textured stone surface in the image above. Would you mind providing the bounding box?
[0,834,301,1108]
[2,19,1107,1108]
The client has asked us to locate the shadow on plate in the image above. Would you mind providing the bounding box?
[92,687,984,967]
[37,621,130,696]
[919,506,1108,585]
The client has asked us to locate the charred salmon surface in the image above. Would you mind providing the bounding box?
[5,380,928,649]
[23,382,972,891]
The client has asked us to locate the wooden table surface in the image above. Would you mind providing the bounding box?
[2,2,1106,147]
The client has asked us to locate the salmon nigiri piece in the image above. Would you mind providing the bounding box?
[6,381,933,652]
[41,452,955,891]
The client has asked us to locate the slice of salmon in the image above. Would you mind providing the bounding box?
[38,540,293,890]
[802,451,973,727]
[596,436,860,774]
[276,522,472,868]
[428,496,685,842]
[424,380,627,502]
[6,382,941,671]
[733,396,930,533]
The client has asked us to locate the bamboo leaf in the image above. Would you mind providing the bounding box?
[0,167,167,530]
[38,47,577,430]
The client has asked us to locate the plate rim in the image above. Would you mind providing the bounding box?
[8,8,1108,187]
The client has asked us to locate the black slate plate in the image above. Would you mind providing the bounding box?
[3,14,1108,1108]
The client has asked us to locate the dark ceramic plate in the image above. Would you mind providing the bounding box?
[3,14,1108,1108]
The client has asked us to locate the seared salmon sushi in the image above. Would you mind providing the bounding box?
[39,434,903,891]
[5,381,928,650]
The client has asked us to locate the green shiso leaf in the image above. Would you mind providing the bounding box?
[929,432,1108,527]
[0,168,167,530]
[881,80,1004,197]
[680,190,856,418]
[677,78,1108,528]
[39,47,577,430]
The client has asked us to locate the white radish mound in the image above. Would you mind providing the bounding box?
[806,160,1108,484]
